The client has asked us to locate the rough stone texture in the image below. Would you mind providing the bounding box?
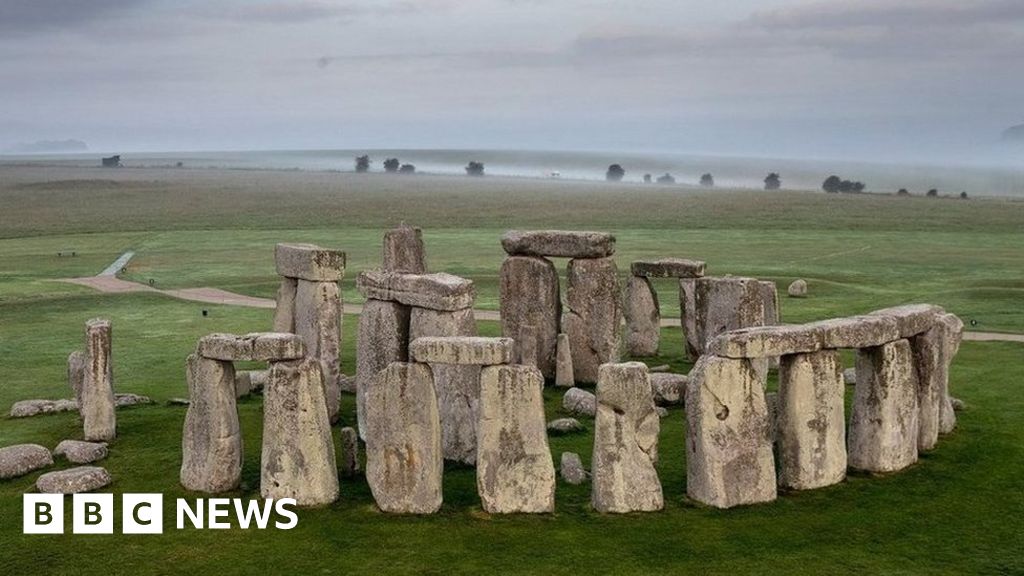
[776,350,846,490]
[382,225,427,274]
[0,444,53,479]
[630,258,706,278]
[295,279,343,423]
[806,315,901,350]
[339,373,356,394]
[679,278,700,361]
[477,364,556,513]
[500,256,561,379]
[197,332,306,362]
[911,325,945,452]
[951,397,965,411]
[848,340,919,473]
[68,350,86,406]
[357,270,475,311]
[82,318,116,442]
[709,325,820,359]
[114,393,152,407]
[555,333,574,388]
[516,324,539,369]
[685,354,776,508]
[759,281,780,326]
[36,466,112,494]
[274,242,346,282]
[180,354,242,493]
[843,367,857,385]
[501,230,615,259]
[365,363,442,514]
[562,387,596,417]
[564,257,622,383]
[592,362,663,513]
[9,399,78,418]
[272,277,297,332]
[625,276,660,357]
[340,426,360,477]
[868,304,943,339]
[938,313,964,434]
[410,336,514,365]
[560,452,587,485]
[649,364,671,372]
[692,277,766,358]
[356,299,411,440]
[547,417,584,434]
[788,279,808,298]
[764,392,778,442]
[261,358,339,506]
[650,373,688,405]
[656,406,669,418]
[54,440,108,464]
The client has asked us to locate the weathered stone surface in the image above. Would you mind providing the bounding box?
[650,373,688,405]
[68,350,85,406]
[295,279,343,423]
[848,340,919,473]
[911,325,945,452]
[776,350,846,490]
[0,444,53,479]
[555,333,574,388]
[382,224,427,274]
[515,324,539,369]
[938,313,964,435]
[274,242,346,282]
[759,281,780,325]
[477,364,556,513]
[951,397,965,411]
[500,256,560,378]
[54,440,108,464]
[197,332,306,362]
[365,363,442,514]
[9,399,78,418]
[686,355,776,508]
[649,364,671,372]
[709,325,820,359]
[36,466,112,494]
[562,387,596,417]
[82,318,116,442]
[592,362,662,513]
[234,370,255,398]
[625,276,660,357]
[357,270,475,311]
[409,336,514,365]
[656,406,669,418]
[339,373,355,394]
[843,367,857,385]
[788,279,808,298]
[805,315,901,350]
[565,257,622,383]
[272,277,297,332]
[262,358,339,506]
[501,230,615,259]
[679,278,700,361]
[560,452,587,485]
[114,393,152,407]
[868,304,943,339]
[692,277,766,358]
[180,354,242,493]
[356,299,410,440]
[630,258,706,278]
[340,426,360,477]
[547,417,584,434]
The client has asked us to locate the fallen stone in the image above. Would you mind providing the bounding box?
[382,225,427,274]
[114,393,152,407]
[501,230,615,259]
[180,354,242,493]
[196,332,306,362]
[68,350,85,406]
[500,256,560,378]
[562,387,596,417]
[271,277,298,332]
[564,256,622,383]
[625,276,660,357]
[650,373,688,405]
[36,466,111,494]
[630,258,706,278]
[843,367,857,385]
[560,452,587,485]
[555,333,575,388]
[340,426,360,477]
[848,339,919,473]
[692,277,766,358]
[355,299,410,440]
[357,270,475,311]
[9,399,78,418]
[868,304,943,339]
[547,417,584,434]
[274,242,346,282]
[0,444,53,479]
[54,440,108,464]
[82,318,116,442]
[788,279,808,298]
[294,279,343,423]
[410,336,514,366]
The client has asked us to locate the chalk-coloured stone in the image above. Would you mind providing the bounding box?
[650,373,688,405]
[788,279,808,298]
[686,354,776,508]
[848,340,919,473]
[501,230,615,259]
[180,354,242,493]
[356,299,410,440]
[9,399,78,418]
[409,336,514,366]
[272,277,298,332]
[565,256,623,383]
[516,324,539,369]
[592,362,662,513]
[555,333,575,388]
[357,270,475,311]
[938,313,964,434]
[630,258,706,278]
[868,304,943,338]
[805,315,901,350]
[68,350,86,406]
[261,358,339,506]
[560,452,587,485]
[776,350,846,490]
[0,444,53,479]
[693,277,766,357]
[115,392,151,407]
[36,466,111,494]
[365,363,442,514]
[911,325,945,452]
[54,440,108,464]
[477,364,556,513]
[197,332,306,362]
[709,324,820,359]
[340,427,360,477]
[562,387,596,417]
[338,373,355,393]
[382,224,427,274]
[295,279,342,423]
[679,278,700,361]
[274,242,346,282]
[625,276,660,357]
[82,318,116,442]
[500,256,561,378]
[547,417,584,434]
[843,367,857,385]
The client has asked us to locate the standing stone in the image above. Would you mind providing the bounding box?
[788,279,808,298]
[67,350,86,406]
[340,427,360,477]
[938,313,963,434]
[477,364,556,513]
[516,324,539,369]
[180,354,242,493]
[356,299,411,440]
[382,224,427,274]
[295,279,342,423]
[82,319,115,442]
[560,452,587,485]
[625,276,660,357]
[679,278,700,361]
[693,277,766,357]
[685,354,776,508]
[911,325,944,452]
[776,350,846,490]
[500,256,561,379]
[272,277,298,332]
[848,340,919,473]
[564,257,622,383]
[555,333,574,388]
[365,363,442,514]
[760,281,780,326]
[592,363,662,513]
[261,358,338,506]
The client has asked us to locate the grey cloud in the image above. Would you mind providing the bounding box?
[0,0,151,34]
[749,0,1024,30]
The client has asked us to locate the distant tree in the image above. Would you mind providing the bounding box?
[960,191,969,199]
[764,172,781,191]
[656,173,676,184]
[926,188,939,197]
[606,164,625,182]
[823,175,842,193]
[643,173,652,184]
[399,163,416,174]
[465,161,485,177]
[850,181,866,193]
[383,158,400,173]
[355,155,371,173]
[897,188,910,196]
[700,173,715,187]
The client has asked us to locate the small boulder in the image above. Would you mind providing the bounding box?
[0,444,53,479]
[843,367,857,385]
[951,397,965,412]
[115,393,152,407]
[788,279,808,298]
[547,418,584,434]
[36,466,111,493]
[560,452,588,485]
[54,440,108,464]
[650,373,688,405]
[562,388,596,417]
[9,399,78,418]
[656,407,669,418]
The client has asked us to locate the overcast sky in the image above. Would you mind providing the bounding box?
[1,0,1022,162]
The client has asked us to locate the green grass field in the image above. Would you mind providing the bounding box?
[1,166,1022,574]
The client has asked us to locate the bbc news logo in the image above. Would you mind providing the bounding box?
[23,494,298,534]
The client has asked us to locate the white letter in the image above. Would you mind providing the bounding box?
[233,499,273,529]
[208,498,231,529]
[274,499,298,530]
[176,499,203,529]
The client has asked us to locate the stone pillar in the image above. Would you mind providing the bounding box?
[624,276,660,357]
[848,339,919,473]
[356,299,411,440]
[592,362,662,513]
[339,426,360,477]
[261,358,339,506]
[180,354,241,493]
[382,224,427,273]
[776,350,846,490]
[295,279,342,423]
[477,364,556,513]
[938,313,963,434]
[564,257,622,384]
[67,350,86,406]
[271,277,297,332]
[82,319,115,442]
[685,354,776,508]
[911,325,944,452]
[692,277,766,357]
[499,255,560,379]
[679,278,700,361]
[365,363,442,514]
[555,333,574,388]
